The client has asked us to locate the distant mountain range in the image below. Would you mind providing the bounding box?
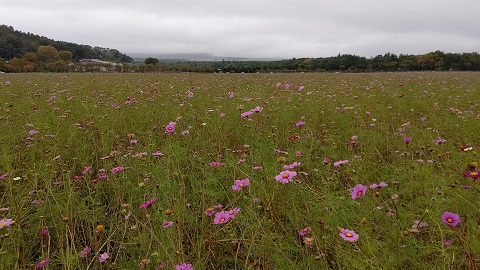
[128,52,282,63]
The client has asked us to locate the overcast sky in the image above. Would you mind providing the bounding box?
[3,0,480,59]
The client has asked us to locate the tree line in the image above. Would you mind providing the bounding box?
[0,25,133,63]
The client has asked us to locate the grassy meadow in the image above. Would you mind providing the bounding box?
[0,72,479,269]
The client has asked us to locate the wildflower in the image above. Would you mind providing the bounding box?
[304,237,313,245]
[296,151,303,157]
[369,182,388,189]
[213,204,223,209]
[139,197,157,209]
[403,137,412,144]
[162,220,173,228]
[441,212,460,226]
[295,121,305,127]
[434,139,447,145]
[339,228,359,242]
[29,130,39,135]
[165,121,176,134]
[0,218,14,229]
[299,227,311,236]
[181,130,189,135]
[209,161,221,167]
[252,166,263,171]
[283,162,301,170]
[36,257,50,268]
[130,139,138,145]
[110,166,124,174]
[38,228,49,237]
[140,258,150,265]
[333,160,348,167]
[80,246,91,258]
[275,170,297,184]
[82,166,92,175]
[152,151,164,157]
[165,208,173,215]
[99,252,109,263]
[95,224,105,232]
[232,178,250,191]
[227,208,240,218]
[463,170,479,180]
[289,135,299,141]
[204,207,215,216]
[443,239,453,247]
[241,111,254,118]
[214,211,230,224]
[175,263,193,270]
[349,184,367,199]
[323,157,330,164]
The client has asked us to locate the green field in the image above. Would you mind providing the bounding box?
[0,72,479,269]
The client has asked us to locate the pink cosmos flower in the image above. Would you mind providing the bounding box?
[227,208,240,218]
[36,257,50,268]
[339,228,359,242]
[80,246,91,258]
[241,111,254,118]
[369,182,388,189]
[204,207,215,216]
[333,160,348,167]
[139,197,157,209]
[295,121,305,127]
[165,121,176,134]
[110,166,124,174]
[152,151,164,157]
[228,92,235,98]
[99,252,109,263]
[29,130,39,135]
[403,137,412,144]
[209,161,221,167]
[175,263,193,270]
[299,227,311,236]
[162,220,174,228]
[323,157,330,164]
[349,184,367,199]
[130,139,138,145]
[441,212,460,226]
[434,139,447,145]
[82,166,92,175]
[0,218,14,228]
[213,211,230,224]
[275,170,297,184]
[232,178,250,191]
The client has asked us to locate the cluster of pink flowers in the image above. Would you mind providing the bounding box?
[213,208,240,225]
[283,162,301,170]
[369,182,388,189]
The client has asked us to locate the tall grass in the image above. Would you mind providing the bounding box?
[0,72,479,269]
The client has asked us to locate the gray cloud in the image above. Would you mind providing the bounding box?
[3,0,480,58]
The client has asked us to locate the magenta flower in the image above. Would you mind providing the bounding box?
[232,178,250,191]
[369,181,388,189]
[204,207,215,216]
[130,139,138,145]
[80,246,91,258]
[463,170,479,180]
[152,151,164,157]
[241,111,254,118]
[209,161,221,167]
[36,257,50,268]
[295,121,305,127]
[0,218,14,229]
[175,263,194,270]
[434,139,447,145]
[139,197,157,209]
[333,160,348,167]
[213,211,231,224]
[28,129,39,135]
[441,212,460,226]
[110,166,124,174]
[99,252,109,263]
[227,208,240,219]
[403,137,412,144]
[299,227,311,236]
[165,121,176,134]
[339,228,359,242]
[323,157,330,164]
[349,184,367,199]
[162,220,174,228]
[275,170,297,184]
[443,239,453,247]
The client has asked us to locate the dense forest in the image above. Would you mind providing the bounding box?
[1,24,480,73]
